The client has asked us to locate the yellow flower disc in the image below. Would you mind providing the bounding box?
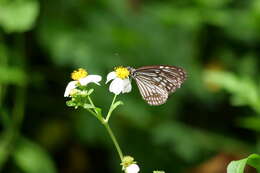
[71,68,88,80]
[115,66,130,79]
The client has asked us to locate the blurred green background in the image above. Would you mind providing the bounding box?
[1,0,260,172]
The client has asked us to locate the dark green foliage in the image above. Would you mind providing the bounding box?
[1,0,260,172]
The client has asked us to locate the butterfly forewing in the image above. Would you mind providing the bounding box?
[129,65,186,105]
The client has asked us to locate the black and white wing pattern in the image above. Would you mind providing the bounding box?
[128,65,186,106]
[134,74,169,105]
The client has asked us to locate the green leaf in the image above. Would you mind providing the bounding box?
[0,0,39,33]
[238,117,260,132]
[66,100,76,107]
[13,137,57,173]
[111,101,124,112]
[247,154,260,170]
[204,70,260,113]
[87,89,94,95]
[83,104,95,109]
[0,66,27,86]
[227,154,260,173]
[153,171,165,173]
[94,107,102,115]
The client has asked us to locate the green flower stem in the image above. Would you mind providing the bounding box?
[105,94,117,122]
[86,108,103,122]
[86,94,123,161]
[102,121,124,161]
[87,95,98,114]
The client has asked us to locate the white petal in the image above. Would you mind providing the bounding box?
[109,78,124,95]
[122,78,132,93]
[106,72,117,84]
[125,164,140,173]
[64,81,78,97]
[79,75,102,85]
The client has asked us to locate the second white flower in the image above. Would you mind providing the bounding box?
[106,67,132,95]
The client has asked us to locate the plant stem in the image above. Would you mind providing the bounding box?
[86,94,123,161]
[86,108,103,122]
[87,95,98,114]
[103,122,123,161]
[105,94,117,122]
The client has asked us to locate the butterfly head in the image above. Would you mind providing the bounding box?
[126,66,136,77]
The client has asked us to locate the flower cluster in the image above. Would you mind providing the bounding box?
[64,67,164,173]
[64,68,102,97]
[64,67,132,97]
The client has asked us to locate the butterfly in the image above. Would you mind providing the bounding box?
[127,65,186,106]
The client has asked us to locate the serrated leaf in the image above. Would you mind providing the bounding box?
[13,137,57,173]
[227,154,260,173]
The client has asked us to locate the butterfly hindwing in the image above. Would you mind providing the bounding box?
[134,75,168,105]
[129,65,186,105]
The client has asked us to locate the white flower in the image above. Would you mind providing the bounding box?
[64,68,102,97]
[125,164,140,173]
[106,66,132,95]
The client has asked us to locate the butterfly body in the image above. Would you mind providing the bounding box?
[127,65,186,106]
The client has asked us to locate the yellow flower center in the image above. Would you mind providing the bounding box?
[115,66,130,79]
[71,68,88,80]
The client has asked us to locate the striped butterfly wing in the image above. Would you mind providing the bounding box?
[134,74,169,105]
[130,65,186,105]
